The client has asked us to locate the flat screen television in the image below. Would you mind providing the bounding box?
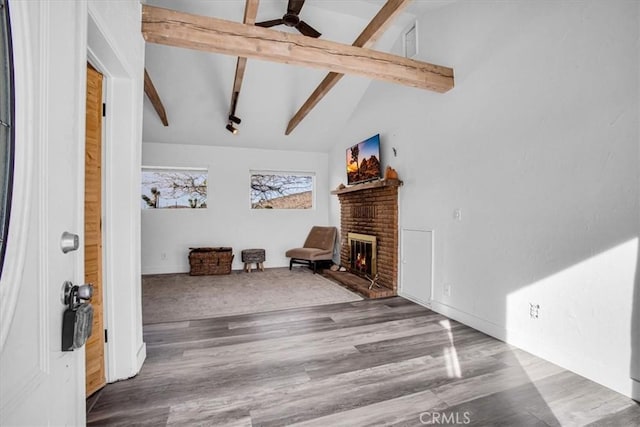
[346,134,382,185]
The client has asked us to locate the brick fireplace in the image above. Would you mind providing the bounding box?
[326,179,402,298]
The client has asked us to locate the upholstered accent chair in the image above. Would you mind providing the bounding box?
[286,226,337,273]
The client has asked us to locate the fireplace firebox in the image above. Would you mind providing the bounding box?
[347,233,377,277]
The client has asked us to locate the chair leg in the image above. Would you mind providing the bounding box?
[289,259,293,270]
[312,261,317,274]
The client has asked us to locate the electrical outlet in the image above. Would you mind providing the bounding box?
[453,208,462,221]
[160,252,167,261]
[529,303,540,319]
[443,284,452,297]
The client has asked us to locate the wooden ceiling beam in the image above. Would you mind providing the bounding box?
[144,68,169,126]
[229,0,260,119]
[286,0,411,135]
[141,5,454,95]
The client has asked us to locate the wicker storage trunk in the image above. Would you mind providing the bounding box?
[188,247,234,275]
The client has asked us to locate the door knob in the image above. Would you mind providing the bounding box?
[76,284,93,300]
[61,282,94,351]
[61,281,93,305]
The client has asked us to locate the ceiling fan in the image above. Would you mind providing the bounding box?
[255,0,322,38]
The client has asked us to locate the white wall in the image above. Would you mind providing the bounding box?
[633,1,640,399]
[329,0,640,399]
[142,142,329,274]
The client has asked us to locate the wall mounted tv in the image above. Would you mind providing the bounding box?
[346,134,382,185]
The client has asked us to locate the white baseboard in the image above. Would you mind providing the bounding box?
[429,300,508,342]
[398,291,431,308]
[136,342,146,373]
[141,265,188,275]
[142,262,295,275]
[632,379,640,402]
[428,299,638,400]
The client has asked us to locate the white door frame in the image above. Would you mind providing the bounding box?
[86,2,146,383]
[86,8,120,385]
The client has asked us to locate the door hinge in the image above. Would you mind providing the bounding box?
[102,103,106,117]
[104,329,108,343]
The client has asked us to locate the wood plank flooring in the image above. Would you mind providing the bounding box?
[87,297,640,426]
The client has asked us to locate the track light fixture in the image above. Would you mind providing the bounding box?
[228,114,241,125]
[226,123,238,134]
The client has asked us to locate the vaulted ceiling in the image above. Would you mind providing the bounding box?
[142,0,455,152]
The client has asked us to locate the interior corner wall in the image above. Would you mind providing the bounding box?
[632,0,640,402]
[141,142,329,274]
[329,0,640,398]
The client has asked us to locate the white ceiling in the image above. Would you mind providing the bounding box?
[142,0,454,152]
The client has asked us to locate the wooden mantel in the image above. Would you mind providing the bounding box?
[331,179,403,196]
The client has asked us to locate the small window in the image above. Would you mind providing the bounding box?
[403,22,417,58]
[0,0,15,276]
[141,167,207,209]
[250,172,314,209]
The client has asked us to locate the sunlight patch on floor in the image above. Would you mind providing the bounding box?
[439,319,462,378]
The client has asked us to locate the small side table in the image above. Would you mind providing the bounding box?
[241,248,265,272]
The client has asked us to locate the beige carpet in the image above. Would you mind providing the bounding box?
[142,267,362,324]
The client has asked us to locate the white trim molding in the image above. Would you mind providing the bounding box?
[0,0,37,353]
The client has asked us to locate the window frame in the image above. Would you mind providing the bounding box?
[141,165,208,210]
[0,0,15,277]
[249,170,316,210]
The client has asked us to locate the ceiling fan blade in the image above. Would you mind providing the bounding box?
[255,18,285,28]
[296,20,321,38]
[287,0,305,15]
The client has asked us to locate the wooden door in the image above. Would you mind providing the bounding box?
[85,63,106,396]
